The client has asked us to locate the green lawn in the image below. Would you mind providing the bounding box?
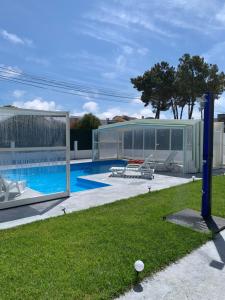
[0,176,225,299]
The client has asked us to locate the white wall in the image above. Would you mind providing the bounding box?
[70,150,92,160]
[70,141,92,160]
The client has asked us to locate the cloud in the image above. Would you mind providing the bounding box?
[25,56,49,66]
[64,48,141,84]
[116,55,126,71]
[131,97,142,104]
[72,106,128,119]
[73,102,158,120]
[83,101,99,113]
[131,107,155,119]
[122,45,133,54]
[203,41,225,65]
[12,90,26,98]
[13,98,61,111]
[85,5,175,38]
[111,0,223,37]
[154,0,222,35]
[122,45,148,56]
[0,65,22,78]
[79,22,138,48]
[97,107,128,119]
[216,4,225,24]
[101,72,117,80]
[137,47,148,56]
[215,93,225,115]
[191,109,201,119]
[0,29,33,46]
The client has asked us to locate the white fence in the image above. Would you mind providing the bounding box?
[70,141,92,160]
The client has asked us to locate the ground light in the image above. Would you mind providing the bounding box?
[134,260,144,280]
[60,205,67,214]
[134,260,144,272]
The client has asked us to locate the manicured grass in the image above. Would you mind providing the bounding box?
[0,176,224,299]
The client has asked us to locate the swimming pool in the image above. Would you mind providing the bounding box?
[3,160,126,194]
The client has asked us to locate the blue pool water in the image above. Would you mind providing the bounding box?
[3,160,126,194]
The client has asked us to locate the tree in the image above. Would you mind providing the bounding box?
[206,63,225,98]
[70,118,80,129]
[77,113,101,130]
[176,54,225,119]
[131,54,225,119]
[131,62,175,119]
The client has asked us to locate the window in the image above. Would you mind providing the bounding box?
[171,129,183,150]
[124,130,132,149]
[134,129,143,149]
[144,128,155,150]
[156,129,170,150]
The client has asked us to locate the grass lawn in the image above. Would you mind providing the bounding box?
[0,175,225,299]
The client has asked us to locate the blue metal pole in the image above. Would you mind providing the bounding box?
[201,92,214,219]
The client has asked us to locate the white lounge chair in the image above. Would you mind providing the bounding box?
[150,151,178,171]
[0,176,26,202]
[110,161,154,179]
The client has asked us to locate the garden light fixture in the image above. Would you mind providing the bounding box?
[134,260,144,273]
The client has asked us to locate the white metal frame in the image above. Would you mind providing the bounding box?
[0,108,70,209]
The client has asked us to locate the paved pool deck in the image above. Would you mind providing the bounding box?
[0,172,192,230]
[118,229,225,300]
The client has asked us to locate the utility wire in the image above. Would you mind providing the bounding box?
[0,65,136,96]
[0,66,137,99]
[0,65,162,103]
[0,75,132,104]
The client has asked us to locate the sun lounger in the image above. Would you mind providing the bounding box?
[110,161,154,179]
[148,151,178,171]
[0,176,26,202]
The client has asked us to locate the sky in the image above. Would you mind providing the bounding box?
[1,0,225,119]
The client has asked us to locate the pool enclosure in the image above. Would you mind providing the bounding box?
[0,107,70,209]
[93,119,224,173]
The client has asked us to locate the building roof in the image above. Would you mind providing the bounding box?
[98,118,202,130]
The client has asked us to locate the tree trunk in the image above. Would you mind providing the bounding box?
[187,102,191,119]
[171,100,178,119]
[155,108,160,119]
[179,106,184,119]
[188,100,195,119]
[171,101,176,119]
[175,105,178,119]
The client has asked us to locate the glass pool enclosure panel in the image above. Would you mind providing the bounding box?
[93,120,224,173]
[0,107,70,209]
[99,129,118,159]
[213,122,224,168]
[94,124,188,172]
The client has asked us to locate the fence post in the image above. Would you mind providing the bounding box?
[74,141,78,159]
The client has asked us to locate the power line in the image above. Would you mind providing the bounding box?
[0,75,132,104]
[0,65,162,104]
[0,66,136,96]
[0,66,137,99]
